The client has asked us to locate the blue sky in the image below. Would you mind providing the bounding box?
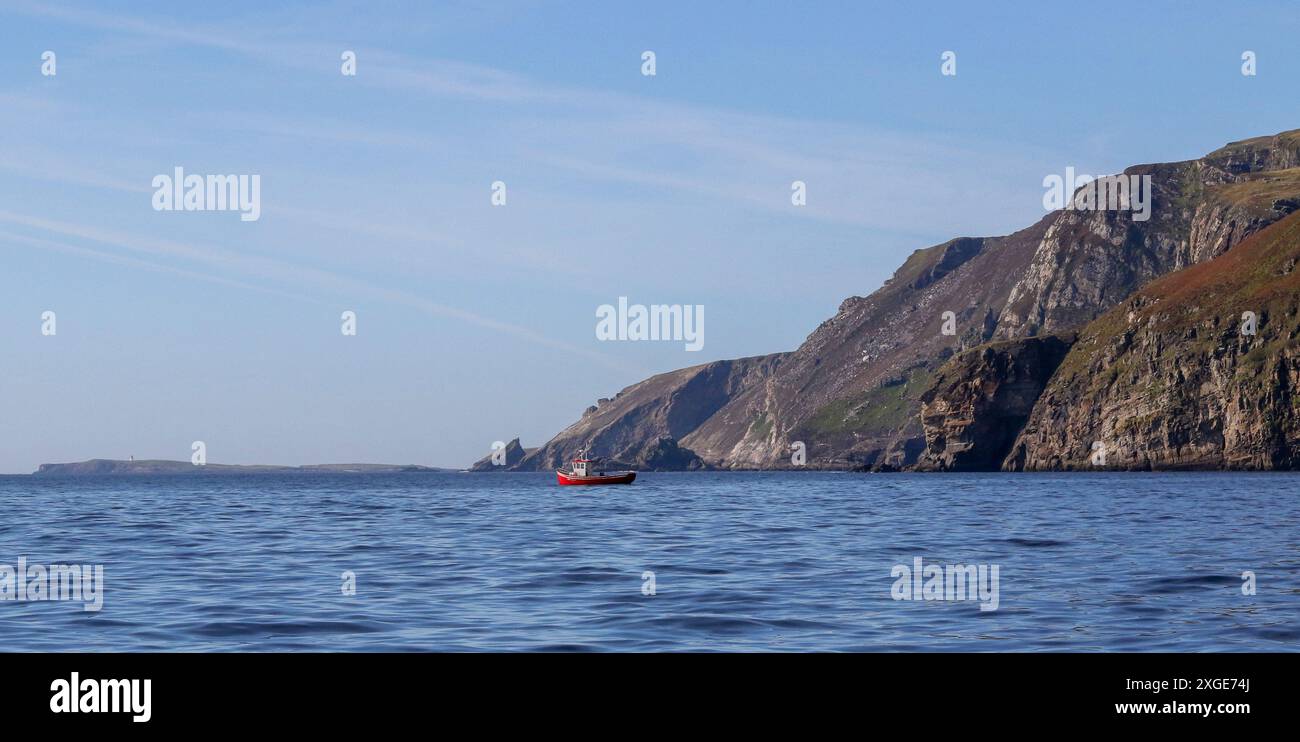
[0,1,1296,472]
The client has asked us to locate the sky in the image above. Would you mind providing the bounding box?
[0,0,1297,472]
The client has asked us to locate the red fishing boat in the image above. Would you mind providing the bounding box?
[556,451,636,486]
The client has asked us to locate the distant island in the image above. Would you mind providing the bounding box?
[33,459,449,476]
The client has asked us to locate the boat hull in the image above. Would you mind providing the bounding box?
[556,470,636,486]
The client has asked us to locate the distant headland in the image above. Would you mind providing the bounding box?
[32,459,449,476]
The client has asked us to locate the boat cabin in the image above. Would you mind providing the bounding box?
[571,457,595,476]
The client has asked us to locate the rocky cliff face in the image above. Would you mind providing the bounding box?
[504,355,784,471]
[504,129,1300,472]
[605,436,705,471]
[914,335,1075,471]
[918,131,1300,470]
[1006,210,1300,470]
[679,226,1050,470]
[995,134,1300,339]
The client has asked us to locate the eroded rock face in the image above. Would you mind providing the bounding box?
[1006,211,1300,470]
[681,223,1050,470]
[907,133,1300,470]
[515,130,1300,471]
[1205,130,1300,173]
[687,132,1300,470]
[995,149,1300,339]
[914,335,1075,472]
[507,355,784,471]
[606,436,704,471]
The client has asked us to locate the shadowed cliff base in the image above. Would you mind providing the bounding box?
[914,334,1076,471]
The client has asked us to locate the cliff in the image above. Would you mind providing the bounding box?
[505,129,1300,471]
[914,335,1075,471]
[505,355,783,471]
[1006,210,1300,470]
[920,131,1300,470]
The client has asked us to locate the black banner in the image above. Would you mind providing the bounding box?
[0,652,1283,729]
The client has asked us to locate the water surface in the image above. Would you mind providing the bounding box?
[0,471,1295,651]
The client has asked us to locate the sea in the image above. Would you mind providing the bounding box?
[0,471,1297,651]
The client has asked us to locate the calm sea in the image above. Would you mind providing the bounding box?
[0,471,1296,651]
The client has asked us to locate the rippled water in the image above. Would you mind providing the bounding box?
[0,471,1297,651]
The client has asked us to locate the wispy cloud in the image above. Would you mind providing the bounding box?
[2,0,1054,237]
[0,227,318,303]
[0,0,1056,378]
[0,210,645,374]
